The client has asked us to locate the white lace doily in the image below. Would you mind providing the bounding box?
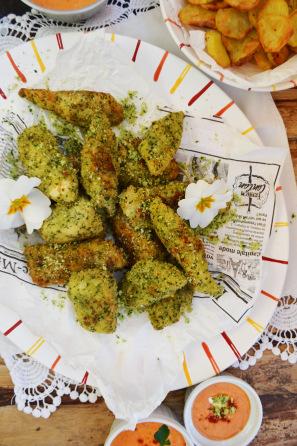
[0,5,296,419]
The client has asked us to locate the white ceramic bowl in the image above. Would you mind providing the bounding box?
[184,375,263,446]
[105,404,194,446]
[20,0,107,23]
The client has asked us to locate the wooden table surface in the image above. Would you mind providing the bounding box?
[0,90,296,445]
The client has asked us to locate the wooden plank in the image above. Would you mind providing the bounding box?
[276,102,297,140]
[272,89,297,102]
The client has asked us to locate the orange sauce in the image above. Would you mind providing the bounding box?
[31,0,97,11]
[192,383,251,441]
[111,422,186,446]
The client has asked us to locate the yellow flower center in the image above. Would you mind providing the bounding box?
[7,195,31,215]
[196,195,215,213]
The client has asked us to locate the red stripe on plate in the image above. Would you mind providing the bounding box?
[154,51,169,82]
[214,100,235,117]
[202,342,220,375]
[132,40,141,62]
[261,290,280,302]
[179,43,191,49]
[262,256,288,265]
[4,319,22,336]
[188,80,214,106]
[56,33,64,50]
[50,355,61,370]
[81,371,89,385]
[221,331,241,360]
[164,18,182,28]
[6,51,27,83]
[0,88,7,99]
[275,185,282,192]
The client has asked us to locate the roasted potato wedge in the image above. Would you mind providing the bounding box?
[258,14,293,52]
[224,0,260,11]
[222,30,260,65]
[201,0,228,9]
[289,10,297,47]
[179,4,217,28]
[288,0,297,12]
[267,45,290,65]
[216,8,252,39]
[254,48,273,69]
[205,30,231,67]
[258,0,289,18]
[188,0,216,4]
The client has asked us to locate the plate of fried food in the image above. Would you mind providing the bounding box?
[0,30,289,419]
[160,0,297,91]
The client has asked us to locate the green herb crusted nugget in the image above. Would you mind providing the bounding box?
[68,268,117,333]
[137,112,185,176]
[81,114,118,216]
[40,197,105,244]
[148,285,194,330]
[18,89,124,127]
[18,124,78,203]
[25,239,127,287]
[122,259,188,309]
[149,198,222,296]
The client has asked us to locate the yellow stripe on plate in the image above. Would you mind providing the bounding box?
[183,352,193,386]
[170,64,191,94]
[31,41,46,73]
[241,126,254,136]
[246,318,264,333]
[111,33,115,42]
[26,337,45,356]
[274,222,289,228]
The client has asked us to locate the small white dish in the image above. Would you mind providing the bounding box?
[105,404,194,446]
[19,0,107,23]
[184,375,263,446]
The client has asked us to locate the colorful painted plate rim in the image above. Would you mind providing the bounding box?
[159,0,297,92]
[0,30,289,389]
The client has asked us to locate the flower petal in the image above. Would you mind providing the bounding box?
[10,176,41,200]
[177,198,198,220]
[22,188,52,233]
[185,180,209,199]
[198,208,219,228]
[0,211,24,230]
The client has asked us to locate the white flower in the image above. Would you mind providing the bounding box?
[177,179,232,229]
[0,175,52,234]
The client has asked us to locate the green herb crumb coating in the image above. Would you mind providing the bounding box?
[68,268,117,333]
[137,111,184,176]
[17,124,78,203]
[81,114,118,216]
[112,211,166,263]
[149,198,222,296]
[40,197,105,244]
[122,259,188,309]
[148,284,194,330]
[18,89,124,127]
[24,239,127,287]
[116,132,180,188]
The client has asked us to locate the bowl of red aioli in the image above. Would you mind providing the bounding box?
[184,376,263,446]
[20,0,107,22]
[105,405,194,446]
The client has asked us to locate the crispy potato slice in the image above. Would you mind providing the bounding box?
[205,30,231,67]
[248,0,266,26]
[224,0,260,11]
[267,45,290,65]
[289,10,297,47]
[288,0,297,12]
[216,8,252,39]
[222,30,260,65]
[258,0,289,18]
[188,0,215,4]
[254,48,273,69]
[258,14,293,52]
[179,4,217,28]
[201,0,228,9]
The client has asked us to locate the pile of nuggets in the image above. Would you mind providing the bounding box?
[18,88,222,334]
[179,0,297,69]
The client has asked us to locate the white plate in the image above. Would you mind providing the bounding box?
[160,0,297,92]
[0,31,289,390]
